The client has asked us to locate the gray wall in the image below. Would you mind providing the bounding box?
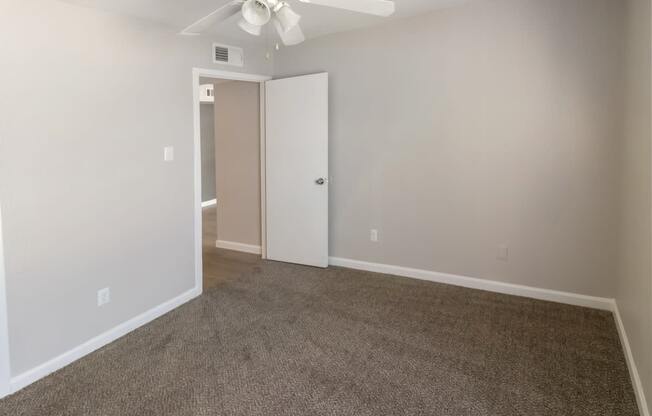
[618,0,652,413]
[215,81,262,247]
[275,0,624,298]
[200,102,217,202]
[0,0,271,376]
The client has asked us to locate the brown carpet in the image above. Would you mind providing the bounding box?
[0,255,639,416]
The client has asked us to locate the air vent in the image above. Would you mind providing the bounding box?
[213,43,244,67]
[214,46,229,62]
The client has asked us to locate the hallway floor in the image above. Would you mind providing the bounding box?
[202,206,262,290]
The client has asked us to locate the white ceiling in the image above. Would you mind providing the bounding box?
[62,0,469,43]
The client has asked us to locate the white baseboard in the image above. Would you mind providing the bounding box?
[328,257,615,311]
[613,303,650,416]
[215,240,261,255]
[7,286,201,396]
[201,199,217,208]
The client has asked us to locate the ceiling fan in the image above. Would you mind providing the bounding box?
[180,0,396,46]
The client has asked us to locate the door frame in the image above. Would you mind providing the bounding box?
[0,205,11,397]
[191,68,272,293]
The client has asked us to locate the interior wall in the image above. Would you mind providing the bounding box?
[200,101,217,202]
[274,0,624,298]
[0,0,272,377]
[214,81,262,247]
[618,0,652,413]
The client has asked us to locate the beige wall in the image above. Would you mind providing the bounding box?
[275,0,624,297]
[0,0,271,376]
[214,81,262,247]
[200,102,217,202]
[618,0,652,413]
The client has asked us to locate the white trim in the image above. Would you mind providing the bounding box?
[194,68,270,84]
[649,6,652,416]
[9,287,200,395]
[201,199,217,208]
[0,206,11,398]
[613,303,650,416]
[216,240,262,255]
[328,257,615,311]
[259,82,267,260]
[192,69,204,297]
[192,67,271,291]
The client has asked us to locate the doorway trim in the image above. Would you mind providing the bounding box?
[0,205,11,397]
[192,68,272,292]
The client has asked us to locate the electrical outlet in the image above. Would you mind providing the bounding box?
[97,288,111,307]
[497,245,509,261]
[370,229,379,243]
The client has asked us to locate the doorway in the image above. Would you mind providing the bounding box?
[193,69,269,291]
[192,68,271,290]
[192,68,329,294]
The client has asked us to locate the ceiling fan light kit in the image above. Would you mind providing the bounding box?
[274,3,301,33]
[181,0,395,46]
[273,18,305,45]
[242,0,272,26]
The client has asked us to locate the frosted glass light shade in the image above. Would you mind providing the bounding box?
[241,0,271,26]
[275,3,301,33]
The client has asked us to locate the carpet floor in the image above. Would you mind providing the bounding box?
[0,258,639,415]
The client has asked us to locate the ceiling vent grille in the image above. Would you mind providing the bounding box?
[214,46,229,62]
[213,43,244,67]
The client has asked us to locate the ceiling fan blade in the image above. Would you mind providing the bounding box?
[274,19,305,45]
[298,0,395,16]
[180,0,244,35]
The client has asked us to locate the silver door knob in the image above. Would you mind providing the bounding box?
[315,178,326,185]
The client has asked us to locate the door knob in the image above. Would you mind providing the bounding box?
[315,178,326,185]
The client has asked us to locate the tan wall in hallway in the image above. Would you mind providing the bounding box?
[214,81,262,247]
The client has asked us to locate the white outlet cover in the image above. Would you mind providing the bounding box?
[497,245,509,261]
[370,229,379,242]
[97,288,111,307]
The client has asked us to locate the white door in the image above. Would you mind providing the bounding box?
[265,73,328,268]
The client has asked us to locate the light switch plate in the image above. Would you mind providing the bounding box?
[164,146,174,162]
